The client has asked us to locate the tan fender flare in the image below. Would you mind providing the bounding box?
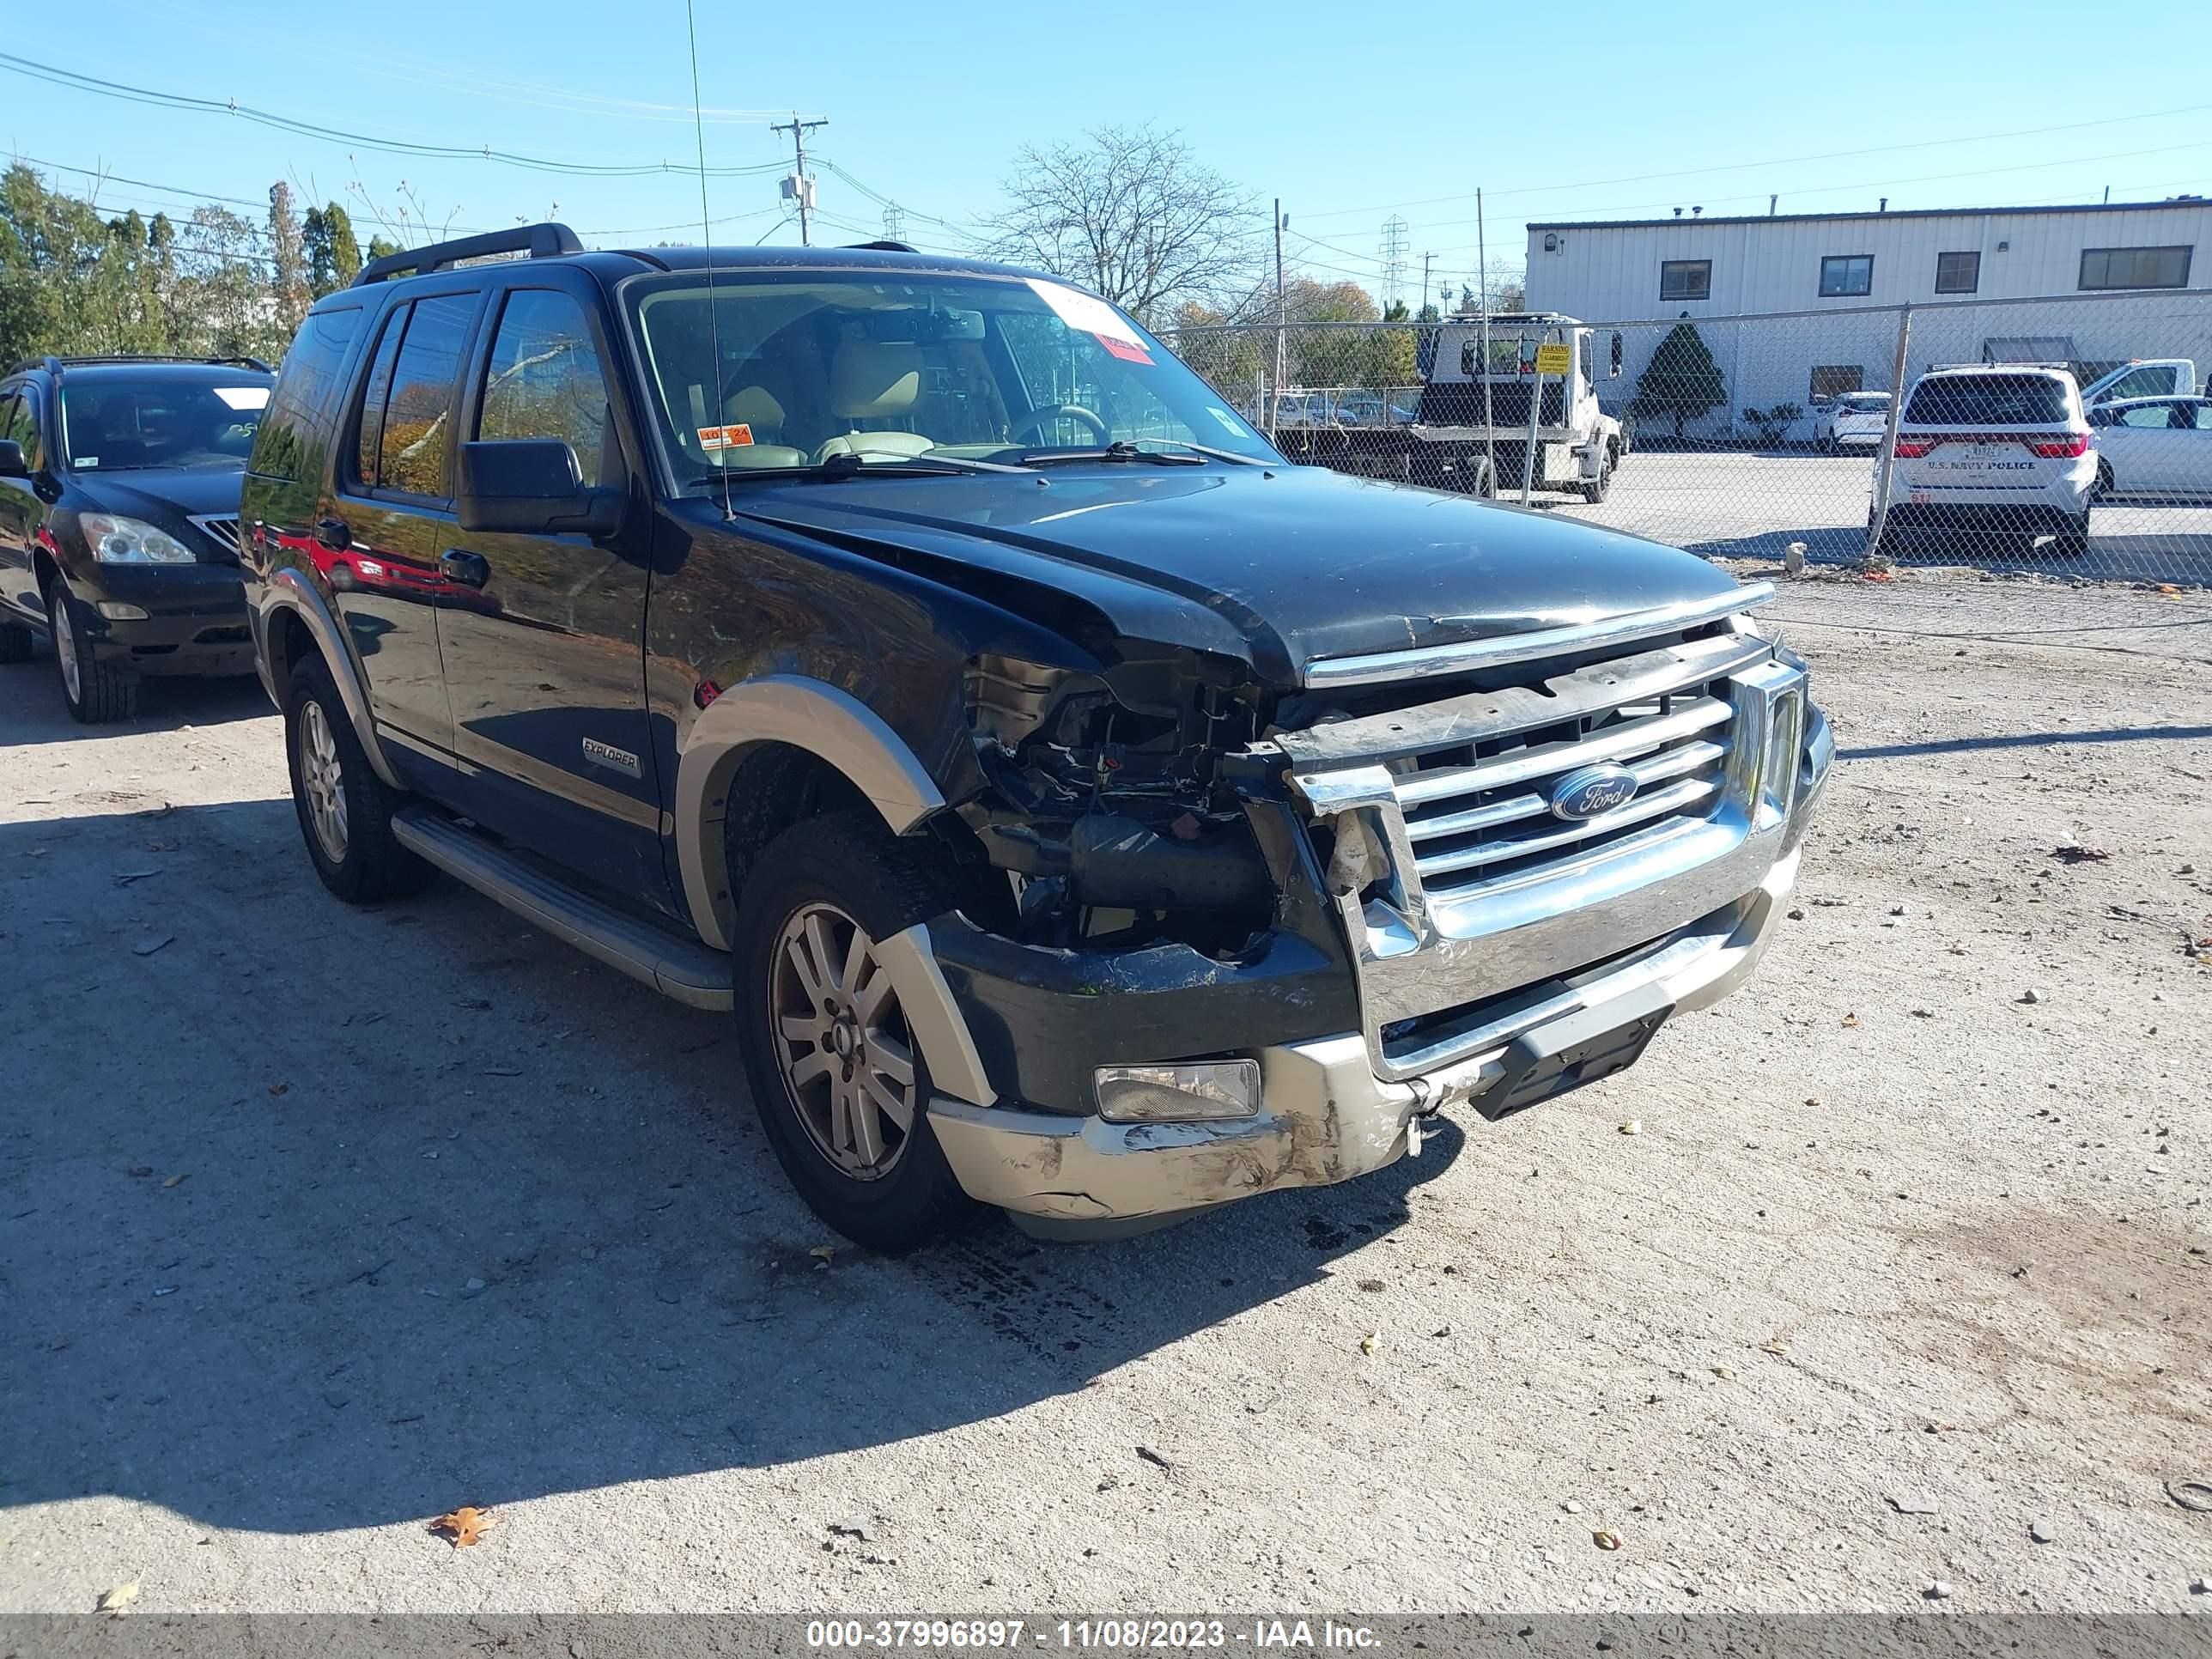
[259,569,403,790]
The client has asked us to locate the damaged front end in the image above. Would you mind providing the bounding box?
[917,597,1832,1236]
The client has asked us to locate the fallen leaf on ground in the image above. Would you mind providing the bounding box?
[161,1173,187,1189]
[2053,843,2110,864]
[1761,1339,1790,1357]
[809,1244,838,1263]
[1358,1332,1379,1356]
[428,1506,496,1547]
[112,869,160,887]
[131,936,175,957]
[267,1082,289,1097]
[95,1581,139,1616]
[1841,1013,1861,1028]
[1618,1120,1642,1136]
[1593,1529,1622,1551]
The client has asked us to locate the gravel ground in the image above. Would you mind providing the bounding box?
[2,578,2209,1616]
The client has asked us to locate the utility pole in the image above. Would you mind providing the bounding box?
[1478,187,1495,489]
[1420,251,1432,319]
[1272,198,1286,435]
[772,113,828,246]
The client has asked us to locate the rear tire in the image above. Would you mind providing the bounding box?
[48,583,137,723]
[2050,512,2091,559]
[2092,460,2113,501]
[284,654,429,903]
[0,620,31,664]
[1580,460,1612,504]
[732,811,986,1253]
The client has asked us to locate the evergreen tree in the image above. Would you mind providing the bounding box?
[1630,321,1727,440]
[304,202,362,296]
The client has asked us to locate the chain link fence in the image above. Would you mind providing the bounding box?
[1158,289,2212,588]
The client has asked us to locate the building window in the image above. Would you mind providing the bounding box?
[2077,246,2192,290]
[1819,255,1874,297]
[1658,259,1711,301]
[1934,251,1980,294]
[1808,365,1863,401]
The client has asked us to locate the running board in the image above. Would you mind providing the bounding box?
[391,807,732,1012]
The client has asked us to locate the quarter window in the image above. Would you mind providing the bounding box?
[352,308,405,487]
[1934,251,1980,294]
[477,289,613,489]
[1819,255,1874,298]
[2078,246,2192,290]
[2112,403,2174,428]
[1658,259,1711,301]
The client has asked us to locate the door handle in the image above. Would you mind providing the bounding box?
[313,516,350,550]
[439,548,490,588]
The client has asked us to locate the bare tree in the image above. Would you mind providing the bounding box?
[985,126,1261,325]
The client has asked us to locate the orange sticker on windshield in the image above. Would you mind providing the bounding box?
[1097,332,1153,365]
[698,423,754,451]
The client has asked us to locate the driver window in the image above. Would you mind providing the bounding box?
[2116,404,2171,428]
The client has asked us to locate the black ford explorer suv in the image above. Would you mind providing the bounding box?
[0,355,275,720]
[240,225,1832,1250]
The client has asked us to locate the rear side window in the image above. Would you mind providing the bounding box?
[477,289,613,488]
[254,305,360,482]
[2112,403,2176,429]
[1905,375,2070,427]
[350,292,479,499]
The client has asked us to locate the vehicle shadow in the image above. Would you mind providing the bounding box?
[0,798,1462,1537]
[0,653,271,743]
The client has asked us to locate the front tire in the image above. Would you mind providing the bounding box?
[48,583,137,723]
[732,811,984,1252]
[284,655,428,903]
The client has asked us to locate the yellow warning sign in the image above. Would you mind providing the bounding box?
[1534,343,1572,375]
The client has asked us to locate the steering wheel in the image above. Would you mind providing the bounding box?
[1007,404,1109,446]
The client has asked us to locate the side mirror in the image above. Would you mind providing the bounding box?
[0,439,27,478]
[456,440,622,537]
[1609,332,1623,378]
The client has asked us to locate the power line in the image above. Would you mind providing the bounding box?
[1291,100,2212,224]
[0,51,796,179]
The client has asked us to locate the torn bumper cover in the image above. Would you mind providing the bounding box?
[927,838,1814,1226]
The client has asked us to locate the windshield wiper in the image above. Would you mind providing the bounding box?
[684,452,1036,492]
[1016,441,1207,467]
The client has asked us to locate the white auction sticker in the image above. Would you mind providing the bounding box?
[1025,278,1151,360]
[215,386,271,410]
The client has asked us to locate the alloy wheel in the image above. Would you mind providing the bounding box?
[769,902,919,1179]
[49,591,80,703]
[298,699,349,863]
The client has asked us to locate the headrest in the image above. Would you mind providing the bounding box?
[725,385,785,429]
[830,340,922,419]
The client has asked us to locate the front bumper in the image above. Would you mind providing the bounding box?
[928,699,1834,1229]
[61,560,252,674]
[928,840,1811,1228]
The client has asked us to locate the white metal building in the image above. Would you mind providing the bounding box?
[1521,199,2212,440]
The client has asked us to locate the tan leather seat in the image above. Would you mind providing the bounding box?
[816,340,933,462]
[715,385,806,468]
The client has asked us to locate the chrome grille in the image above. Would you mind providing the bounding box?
[1394,683,1735,896]
[1274,598,1804,1082]
[189,514,242,556]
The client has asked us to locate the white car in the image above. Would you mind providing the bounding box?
[1871,366,2094,557]
[1814,391,1891,452]
[2087,396,2212,500]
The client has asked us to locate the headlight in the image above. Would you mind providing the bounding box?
[82,514,196,565]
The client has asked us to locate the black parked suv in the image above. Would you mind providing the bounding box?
[0,355,275,720]
[242,225,1832,1250]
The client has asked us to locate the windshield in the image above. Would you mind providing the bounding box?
[59,374,271,472]
[1838,394,1889,411]
[623,270,1280,484]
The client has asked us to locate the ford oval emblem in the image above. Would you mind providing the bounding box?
[1549,763,1638,821]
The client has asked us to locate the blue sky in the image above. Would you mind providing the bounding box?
[7,0,2208,305]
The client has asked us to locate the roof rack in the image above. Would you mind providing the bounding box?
[842,240,919,253]
[14,353,275,376]
[353,222,583,287]
[1929,361,2073,373]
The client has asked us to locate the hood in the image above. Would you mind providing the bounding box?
[726,463,1742,688]
[72,465,248,525]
